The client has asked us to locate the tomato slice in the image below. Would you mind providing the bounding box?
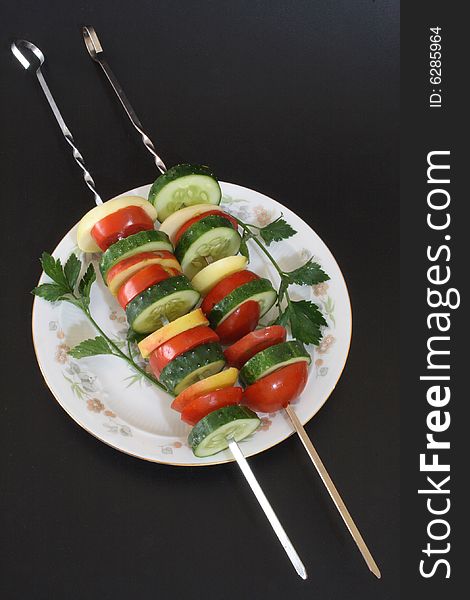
[224,326,287,369]
[181,387,243,426]
[243,362,308,413]
[215,301,260,345]
[117,264,170,308]
[170,368,239,413]
[91,206,155,251]
[201,270,259,315]
[106,250,180,284]
[148,326,220,376]
[174,210,238,245]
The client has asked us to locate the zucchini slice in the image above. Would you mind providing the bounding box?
[99,230,173,280]
[175,214,241,279]
[191,255,248,295]
[208,278,277,329]
[77,196,158,253]
[188,405,260,457]
[148,164,221,222]
[159,342,226,395]
[239,340,311,386]
[126,275,200,334]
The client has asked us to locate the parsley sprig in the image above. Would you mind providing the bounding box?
[235,216,330,345]
[32,252,168,393]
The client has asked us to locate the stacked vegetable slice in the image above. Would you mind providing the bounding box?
[74,165,312,458]
[136,307,260,457]
[73,169,265,457]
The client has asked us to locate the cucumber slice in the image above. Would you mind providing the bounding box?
[188,405,260,457]
[191,255,248,295]
[100,230,173,280]
[175,215,241,279]
[208,278,277,329]
[239,340,311,386]
[149,164,222,222]
[126,275,200,334]
[159,342,226,395]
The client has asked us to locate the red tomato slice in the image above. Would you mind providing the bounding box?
[243,362,308,413]
[174,210,238,245]
[181,387,243,426]
[117,264,170,308]
[148,326,220,376]
[106,251,180,284]
[224,326,287,369]
[201,270,259,315]
[91,206,155,251]
[215,301,260,345]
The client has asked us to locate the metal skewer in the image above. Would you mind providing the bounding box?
[229,439,307,580]
[82,26,167,174]
[12,37,306,581]
[11,40,102,206]
[284,405,381,579]
[80,25,380,578]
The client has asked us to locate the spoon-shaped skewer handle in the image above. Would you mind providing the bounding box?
[82,26,167,175]
[11,40,103,206]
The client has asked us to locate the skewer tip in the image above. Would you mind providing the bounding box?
[370,563,381,579]
[297,563,308,580]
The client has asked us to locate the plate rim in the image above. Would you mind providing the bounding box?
[31,181,352,467]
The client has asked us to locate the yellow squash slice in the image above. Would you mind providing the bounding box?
[171,367,239,412]
[138,308,208,358]
[191,255,248,295]
[159,203,221,243]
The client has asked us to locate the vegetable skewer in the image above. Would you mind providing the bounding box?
[79,25,380,578]
[14,39,308,580]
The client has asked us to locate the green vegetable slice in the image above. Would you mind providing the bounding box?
[99,230,172,280]
[148,164,222,222]
[188,405,260,457]
[126,275,200,334]
[208,278,277,329]
[175,214,241,279]
[239,340,311,386]
[159,342,226,395]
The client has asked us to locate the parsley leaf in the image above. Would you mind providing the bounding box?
[68,336,114,359]
[126,329,147,344]
[40,252,69,288]
[239,236,250,262]
[286,300,327,345]
[64,253,81,290]
[78,263,96,307]
[259,216,296,246]
[32,283,71,302]
[284,259,330,286]
[271,308,290,328]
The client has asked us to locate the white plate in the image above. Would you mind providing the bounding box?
[32,182,351,466]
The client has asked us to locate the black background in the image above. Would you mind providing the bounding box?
[0,1,399,598]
